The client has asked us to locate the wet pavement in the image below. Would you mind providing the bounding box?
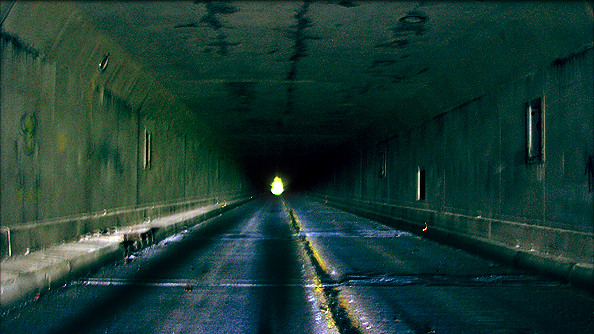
[1,196,593,333]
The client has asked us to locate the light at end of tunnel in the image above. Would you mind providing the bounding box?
[271,176,284,196]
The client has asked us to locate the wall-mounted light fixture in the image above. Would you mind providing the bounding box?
[98,53,110,72]
[417,167,426,201]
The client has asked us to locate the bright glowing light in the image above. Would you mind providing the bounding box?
[271,177,284,195]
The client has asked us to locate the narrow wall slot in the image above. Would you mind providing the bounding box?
[216,157,221,180]
[526,97,544,164]
[378,143,387,178]
[143,128,151,170]
[417,168,426,201]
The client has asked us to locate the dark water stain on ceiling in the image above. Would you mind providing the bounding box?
[72,1,594,175]
[226,81,257,108]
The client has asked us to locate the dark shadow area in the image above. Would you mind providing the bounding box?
[257,200,298,333]
[47,202,259,334]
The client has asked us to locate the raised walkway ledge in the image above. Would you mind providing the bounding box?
[0,197,252,311]
[310,194,594,294]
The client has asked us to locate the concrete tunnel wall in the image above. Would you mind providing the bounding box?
[0,2,251,259]
[311,44,594,285]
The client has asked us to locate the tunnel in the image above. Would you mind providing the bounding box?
[1,1,593,332]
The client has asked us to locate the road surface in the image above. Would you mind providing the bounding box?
[2,197,593,333]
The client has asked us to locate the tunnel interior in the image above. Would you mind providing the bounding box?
[31,0,592,192]
[0,0,593,292]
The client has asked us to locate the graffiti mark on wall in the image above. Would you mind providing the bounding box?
[16,178,40,203]
[20,113,37,156]
[56,133,68,153]
[98,140,125,174]
[15,113,41,220]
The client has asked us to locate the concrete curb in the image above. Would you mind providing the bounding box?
[1,195,251,259]
[0,197,252,311]
[316,196,594,294]
[0,235,125,312]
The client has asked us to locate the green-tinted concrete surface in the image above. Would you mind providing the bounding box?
[0,198,251,311]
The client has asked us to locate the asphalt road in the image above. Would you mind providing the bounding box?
[2,196,593,333]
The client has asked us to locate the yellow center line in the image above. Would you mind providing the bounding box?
[282,199,340,332]
[282,200,363,333]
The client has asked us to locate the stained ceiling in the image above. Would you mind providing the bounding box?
[73,1,593,186]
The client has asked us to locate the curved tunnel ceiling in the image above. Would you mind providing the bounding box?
[73,1,594,184]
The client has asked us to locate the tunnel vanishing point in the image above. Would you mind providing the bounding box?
[1,1,593,310]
